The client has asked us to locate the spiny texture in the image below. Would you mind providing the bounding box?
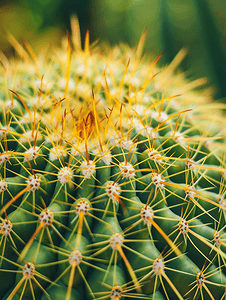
[0,27,226,300]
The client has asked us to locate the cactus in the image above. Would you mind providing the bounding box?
[0,19,226,300]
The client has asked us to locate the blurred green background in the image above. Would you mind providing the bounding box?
[0,0,226,100]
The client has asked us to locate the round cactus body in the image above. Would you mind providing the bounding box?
[0,24,226,300]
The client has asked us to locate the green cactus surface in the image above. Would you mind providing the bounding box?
[0,22,226,300]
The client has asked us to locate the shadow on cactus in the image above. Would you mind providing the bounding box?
[0,15,226,300]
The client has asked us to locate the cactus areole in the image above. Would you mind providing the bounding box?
[0,21,226,300]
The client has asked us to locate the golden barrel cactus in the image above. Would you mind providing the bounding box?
[0,18,226,300]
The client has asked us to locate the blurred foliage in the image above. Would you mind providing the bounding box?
[0,0,226,100]
[0,0,91,54]
[90,0,226,100]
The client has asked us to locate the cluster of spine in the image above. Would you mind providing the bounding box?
[0,27,226,300]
